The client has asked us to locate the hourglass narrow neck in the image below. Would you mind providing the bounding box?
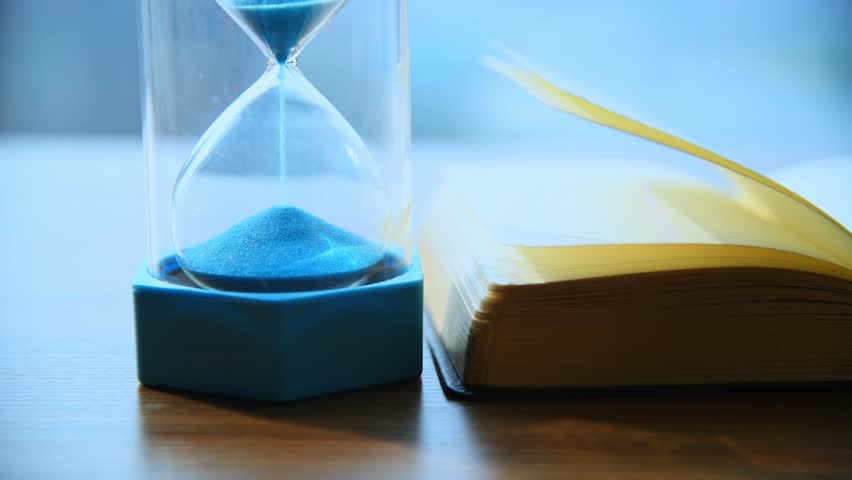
[267,56,299,70]
[265,47,302,67]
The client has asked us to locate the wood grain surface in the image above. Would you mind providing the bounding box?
[1,138,851,479]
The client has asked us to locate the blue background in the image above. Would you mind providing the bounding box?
[1,0,850,170]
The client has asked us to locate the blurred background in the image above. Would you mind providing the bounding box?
[0,0,851,171]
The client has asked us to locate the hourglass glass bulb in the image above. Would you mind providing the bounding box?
[171,0,388,292]
[219,0,347,63]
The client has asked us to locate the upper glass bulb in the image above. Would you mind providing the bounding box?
[222,0,346,63]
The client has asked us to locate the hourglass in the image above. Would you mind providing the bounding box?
[134,0,422,402]
[173,0,388,292]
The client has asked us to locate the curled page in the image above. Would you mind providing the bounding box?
[483,48,852,269]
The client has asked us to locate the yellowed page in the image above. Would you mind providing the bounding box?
[441,162,852,283]
[444,161,716,247]
[483,49,852,270]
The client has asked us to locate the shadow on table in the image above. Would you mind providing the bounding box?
[138,375,424,438]
[452,388,852,478]
[138,377,430,478]
[136,349,852,479]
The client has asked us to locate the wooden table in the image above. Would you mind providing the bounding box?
[1,137,851,479]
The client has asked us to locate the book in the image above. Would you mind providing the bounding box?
[420,51,852,395]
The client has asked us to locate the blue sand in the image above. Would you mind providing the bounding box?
[231,0,343,63]
[180,206,384,292]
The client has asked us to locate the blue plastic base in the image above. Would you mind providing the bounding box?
[133,255,423,402]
